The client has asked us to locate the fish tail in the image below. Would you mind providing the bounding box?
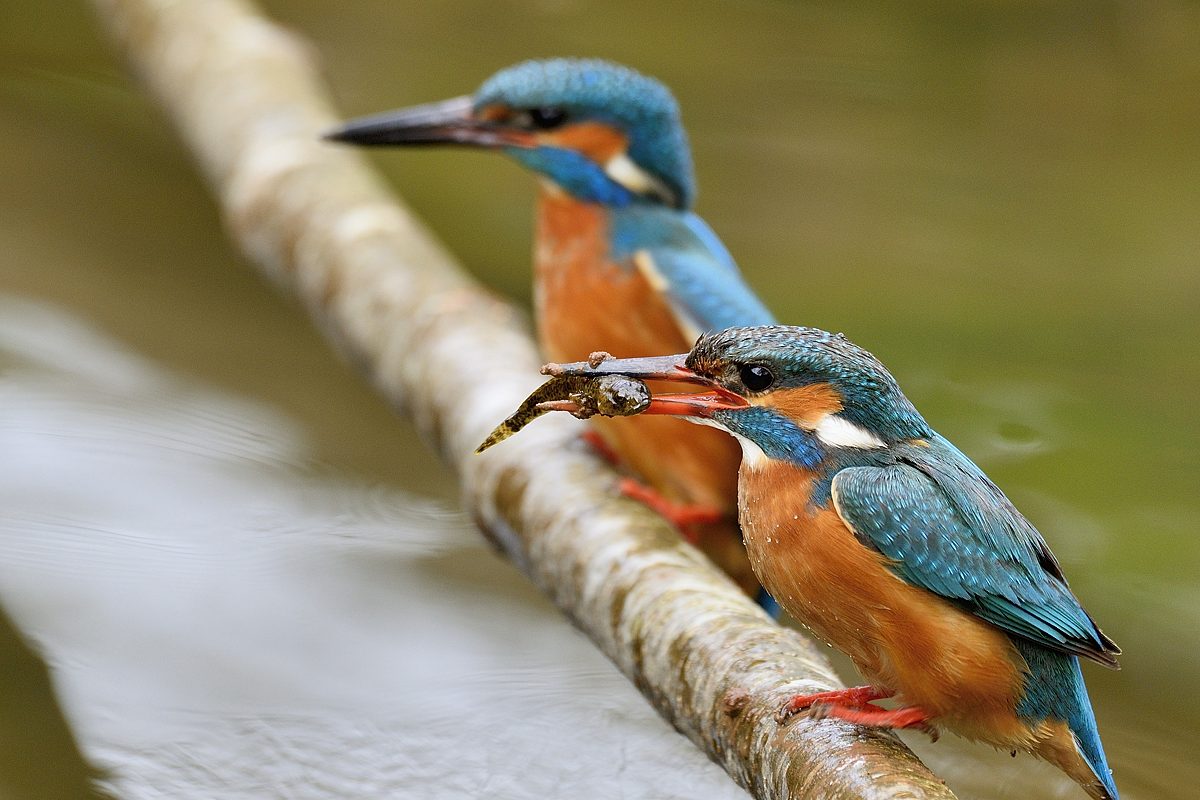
[475,422,515,453]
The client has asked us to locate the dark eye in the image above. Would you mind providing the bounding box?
[526,106,568,129]
[739,364,775,392]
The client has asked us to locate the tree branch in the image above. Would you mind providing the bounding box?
[89,1,956,797]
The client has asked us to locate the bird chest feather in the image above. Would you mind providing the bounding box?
[738,459,1028,733]
[533,188,686,363]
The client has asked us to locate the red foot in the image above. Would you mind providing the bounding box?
[777,686,894,720]
[616,478,725,544]
[581,430,621,466]
[811,703,938,741]
[777,686,938,741]
[814,703,939,742]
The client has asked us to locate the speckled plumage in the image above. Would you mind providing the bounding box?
[652,325,1120,799]
[834,438,1117,667]
[692,326,930,441]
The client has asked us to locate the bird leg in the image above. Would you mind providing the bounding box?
[579,431,726,542]
[777,685,894,721]
[616,478,726,543]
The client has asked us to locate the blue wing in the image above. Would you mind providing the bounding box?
[639,244,775,335]
[610,208,775,336]
[831,436,1119,667]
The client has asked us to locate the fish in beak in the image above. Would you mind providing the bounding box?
[542,353,747,417]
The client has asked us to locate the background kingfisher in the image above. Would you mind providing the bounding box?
[327,59,776,602]
[545,325,1121,800]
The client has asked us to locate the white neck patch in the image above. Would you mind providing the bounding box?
[604,153,676,205]
[683,411,884,468]
[685,416,769,470]
[813,414,886,449]
[732,433,769,469]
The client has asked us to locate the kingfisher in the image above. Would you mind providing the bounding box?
[326,59,776,603]
[542,325,1121,800]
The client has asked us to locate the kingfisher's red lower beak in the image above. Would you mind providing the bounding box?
[323,96,534,149]
[642,391,746,416]
[542,354,747,417]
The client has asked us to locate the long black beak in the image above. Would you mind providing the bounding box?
[542,354,748,417]
[323,96,531,148]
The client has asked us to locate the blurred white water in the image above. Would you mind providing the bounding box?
[0,296,749,800]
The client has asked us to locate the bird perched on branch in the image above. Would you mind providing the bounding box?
[326,59,777,607]
[542,325,1121,800]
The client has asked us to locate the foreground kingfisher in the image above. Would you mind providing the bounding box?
[540,325,1121,800]
[327,59,776,601]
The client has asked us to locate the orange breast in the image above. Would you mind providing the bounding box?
[533,188,742,512]
[739,460,1034,746]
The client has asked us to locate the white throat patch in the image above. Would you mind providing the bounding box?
[732,434,769,469]
[682,411,884,469]
[683,416,726,432]
[813,414,886,449]
[685,416,768,470]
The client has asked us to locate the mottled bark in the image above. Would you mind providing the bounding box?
[88,1,957,797]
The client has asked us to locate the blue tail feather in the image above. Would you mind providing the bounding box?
[1015,640,1118,799]
[756,588,781,619]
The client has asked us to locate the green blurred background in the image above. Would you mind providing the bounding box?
[1,1,1197,798]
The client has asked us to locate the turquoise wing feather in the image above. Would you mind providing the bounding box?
[831,436,1119,667]
[610,209,775,335]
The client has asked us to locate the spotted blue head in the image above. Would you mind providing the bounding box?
[326,58,696,210]
[543,326,932,469]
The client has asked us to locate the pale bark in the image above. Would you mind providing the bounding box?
[88,1,957,797]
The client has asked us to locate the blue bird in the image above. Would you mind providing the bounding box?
[541,325,1121,800]
[327,59,777,605]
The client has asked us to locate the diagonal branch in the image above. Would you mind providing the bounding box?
[88,1,957,797]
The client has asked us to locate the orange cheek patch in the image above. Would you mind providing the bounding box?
[476,104,510,122]
[757,383,844,427]
[542,122,628,162]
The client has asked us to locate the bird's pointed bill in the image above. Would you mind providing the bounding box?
[324,96,532,148]
[542,354,746,417]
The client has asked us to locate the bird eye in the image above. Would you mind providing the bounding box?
[738,364,775,392]
[525,106,568,129]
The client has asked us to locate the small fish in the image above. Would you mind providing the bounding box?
[476,374,650,453]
